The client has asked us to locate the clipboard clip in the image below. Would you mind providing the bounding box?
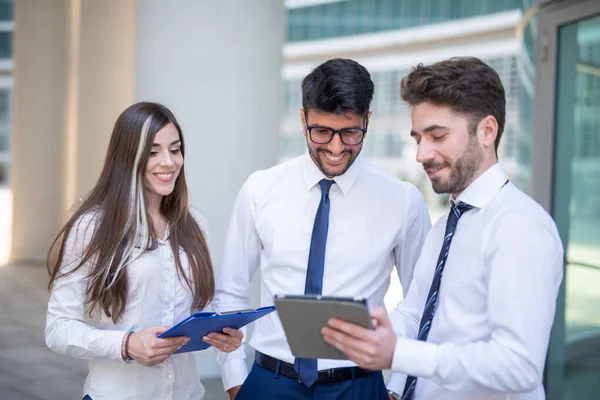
[216,308,254,316]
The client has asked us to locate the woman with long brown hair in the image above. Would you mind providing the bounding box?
[45,102,242,399]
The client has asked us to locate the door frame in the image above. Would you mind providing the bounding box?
[532,0,600,398]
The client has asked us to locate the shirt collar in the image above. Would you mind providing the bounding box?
[302,151,363,195]
[453,163,508,209]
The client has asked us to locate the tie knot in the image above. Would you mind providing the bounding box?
[319,179,335,196]
[449,201,474,224]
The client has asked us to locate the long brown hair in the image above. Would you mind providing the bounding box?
[48,102,214,323]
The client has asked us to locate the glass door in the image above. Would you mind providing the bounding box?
[539,3,600,399]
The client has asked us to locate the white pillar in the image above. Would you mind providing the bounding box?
[10,0,135,262]
[134,0,285,378]
[11,0,70,262]
[134,0,285,264]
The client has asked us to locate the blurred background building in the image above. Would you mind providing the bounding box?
[0,1,598,399]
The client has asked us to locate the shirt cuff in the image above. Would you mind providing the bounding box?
[107,330,129,362]
[219,357,249,392]
[386,371,408,395]
[391,337,439,379]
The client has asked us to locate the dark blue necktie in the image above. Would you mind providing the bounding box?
[401,201,474,400]
[294,178,334,387]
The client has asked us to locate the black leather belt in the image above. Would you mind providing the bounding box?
[255,351,375,384]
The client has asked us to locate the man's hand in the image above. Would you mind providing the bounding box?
[203,327,244,353]
[127,326,189,366]
[321,307,396,371]
[227,385,241,400]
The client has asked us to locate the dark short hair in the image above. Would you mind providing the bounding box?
[302,58,374,117]
[400,57,506,152]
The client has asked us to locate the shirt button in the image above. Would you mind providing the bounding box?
[167,373,172,379]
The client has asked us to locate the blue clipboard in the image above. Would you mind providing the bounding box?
[158,305,275,354]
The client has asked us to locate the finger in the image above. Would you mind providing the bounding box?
[203,335,228,349]
[207,332,242,344]
[327,319,378,343]
[149,342,185,359]
[222,328,244,338]
[204,336,239,352]
[154,336,189,349]
[151,326,174,335]
[322,326,377,357]
[370,307,391,328]
[323,333,369,366]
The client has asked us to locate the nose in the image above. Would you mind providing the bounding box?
[328,132,345,154]
[415,140,434,165]
[159,150,175,167]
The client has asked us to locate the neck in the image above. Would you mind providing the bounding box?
[145,192,162,220]
[451,156,498,199]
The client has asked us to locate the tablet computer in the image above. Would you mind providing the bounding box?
[274,294,372,360]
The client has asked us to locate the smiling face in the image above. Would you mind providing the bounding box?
[410,103,490,197]
[144,122,183,206]
[301,109,369,178]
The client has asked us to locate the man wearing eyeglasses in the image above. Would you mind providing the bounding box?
[212,58,431,400]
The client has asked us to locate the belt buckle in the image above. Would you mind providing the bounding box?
[326,368,334,382]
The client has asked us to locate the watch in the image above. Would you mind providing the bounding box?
[388,390,402,400]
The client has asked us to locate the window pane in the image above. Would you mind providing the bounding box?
[551,13,600,400]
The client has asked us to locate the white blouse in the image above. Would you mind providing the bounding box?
[45,208,212,400]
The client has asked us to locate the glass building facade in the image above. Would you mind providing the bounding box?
[288,0,531,42]
[282,0,536,217]
[0,0,12,186]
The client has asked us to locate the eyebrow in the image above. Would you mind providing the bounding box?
[410,125,449,137]
[152,139,181,147]
[309,123,363,129]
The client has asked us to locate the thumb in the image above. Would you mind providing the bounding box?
[151,326,172,335]
[370,307,391,329]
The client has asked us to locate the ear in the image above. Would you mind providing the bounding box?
[300,108,307,137]
[478,115,498,151]
[366,111,372,127]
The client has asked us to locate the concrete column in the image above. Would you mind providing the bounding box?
[134,0,285,377]
[134,0,285,264]
[10,0,135,262]
[73,0,136,198]
[11,0,70,262]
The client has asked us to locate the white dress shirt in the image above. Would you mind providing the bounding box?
[387,163,563,400]
[212,152,431,391]
[45,208,210,400]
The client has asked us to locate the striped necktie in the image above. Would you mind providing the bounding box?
[401,201,474,400]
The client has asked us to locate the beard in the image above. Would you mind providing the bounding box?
[424,136,484,194]
[308,144,360,178]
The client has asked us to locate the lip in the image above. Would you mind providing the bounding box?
[425,165,447,177]
[321,152,347,165]
[153,172,176,183]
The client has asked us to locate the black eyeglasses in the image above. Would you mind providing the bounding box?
[306,125,367,145]
[305,114,368,146]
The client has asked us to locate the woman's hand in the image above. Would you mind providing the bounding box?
[126,326,189,366]
[203,327,243,353]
